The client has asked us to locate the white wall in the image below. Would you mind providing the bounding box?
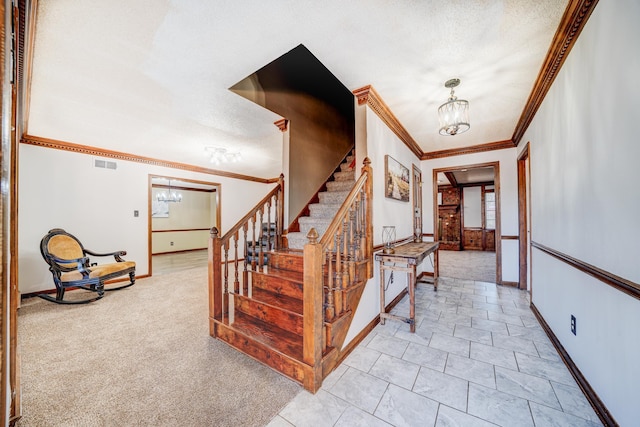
[344,108,423,344]
[18,144,275,294]
[151,188,214,253]
[422,148,519,283]
[520,1,640,425]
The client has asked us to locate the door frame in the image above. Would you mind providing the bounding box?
[517,143,531,290]
[433,161,502,284]
[148,175,221,276]
[412,164,422,241]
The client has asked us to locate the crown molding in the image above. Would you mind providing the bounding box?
[21,135,276,184]
[353,85,423,159]
[274,118,288,132]
[512,0,599,146]
[422,140,515,160]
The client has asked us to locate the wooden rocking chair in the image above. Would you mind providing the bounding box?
[39,228,136,304]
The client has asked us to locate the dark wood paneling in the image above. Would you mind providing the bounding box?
[463,229,483,251]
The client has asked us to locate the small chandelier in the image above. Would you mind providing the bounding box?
[206,147,242,165]
[438,78,470,136]
[156,180,182,203]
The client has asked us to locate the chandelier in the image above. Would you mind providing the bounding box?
[438,78,470,136]
[156,180,182,203]
[206,147,242,165]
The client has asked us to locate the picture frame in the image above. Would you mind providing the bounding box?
[385,155,410,202]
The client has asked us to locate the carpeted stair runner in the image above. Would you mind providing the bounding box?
[287,155,355,249]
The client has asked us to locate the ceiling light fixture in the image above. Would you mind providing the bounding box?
[156,179,182,203]
[438,78,470,136]
[205,147,242,165]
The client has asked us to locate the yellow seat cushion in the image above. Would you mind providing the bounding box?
[60,261,136,282]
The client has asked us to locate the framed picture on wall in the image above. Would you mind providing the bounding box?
[385,155,410,202]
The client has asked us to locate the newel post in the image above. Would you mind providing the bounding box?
[208,227,222,337]
[277,173,285,249]
[362,157,374,278]
[302,228,323,392]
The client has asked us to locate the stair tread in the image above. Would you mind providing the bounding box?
[230,311,303,360]
[256,266,303,281]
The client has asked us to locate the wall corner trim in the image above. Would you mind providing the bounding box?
[21,135,277,184]
[352,85,423,159]
[512,0,599,145]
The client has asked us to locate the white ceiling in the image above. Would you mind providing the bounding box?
[27,0,569,179]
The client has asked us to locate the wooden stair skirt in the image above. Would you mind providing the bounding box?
[210,249,366,392]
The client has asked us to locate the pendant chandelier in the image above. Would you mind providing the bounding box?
[438,78,470,136]
[156,180,182,203]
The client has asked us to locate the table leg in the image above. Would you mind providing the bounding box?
[409,266,416,332]
[379,262,385,325]
[434,249,439,291]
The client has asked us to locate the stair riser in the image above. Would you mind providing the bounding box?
[234,295,303,335]
[298,221,329,236]
[309,204,341,218]
[269,252,304,272]
[212,321,306,384]
[333,171,355,181]
[252,272,303,300]
[319,191,349,204]
[326,180,354,192]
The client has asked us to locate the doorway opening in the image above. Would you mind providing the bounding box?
[432,162,502,284]
[148,175,221,276]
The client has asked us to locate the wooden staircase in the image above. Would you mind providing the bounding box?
[208,158,373,392]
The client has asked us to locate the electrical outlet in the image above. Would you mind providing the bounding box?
[170,242,174,246]
[571,315,576,335]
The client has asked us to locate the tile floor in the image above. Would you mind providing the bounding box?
[267,277,603,427]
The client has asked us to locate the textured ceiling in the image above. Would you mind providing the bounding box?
[27,0,568,179]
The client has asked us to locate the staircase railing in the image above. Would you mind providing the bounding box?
[208,174,284,329]
[302,158,373,391]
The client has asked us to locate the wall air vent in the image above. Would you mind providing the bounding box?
[94,158,117,170]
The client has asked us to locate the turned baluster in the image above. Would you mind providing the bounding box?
[242,223,249,294]
[233,231,240,294]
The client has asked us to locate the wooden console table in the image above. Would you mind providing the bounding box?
[375,241,439,332]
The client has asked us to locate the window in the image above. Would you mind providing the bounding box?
[485,191,495,230]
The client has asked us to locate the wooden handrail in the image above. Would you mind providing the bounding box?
[208,174,285,332]
[302,158,373,391]
[220,174,285,244]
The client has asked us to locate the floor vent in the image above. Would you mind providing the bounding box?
[94,159,117,170]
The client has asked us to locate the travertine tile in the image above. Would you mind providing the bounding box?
[374,384,439,427]
[495,366,560,409]
[278,390,350,427]
[467,383,534,426]
[470,341,518,371]
[402,341,448,372]
[445,353,496,388]
[435,405,498,427]
[334,406,392,427]
[369,354,420,390]
[530,402,603,427]
[328,368,388,414]
[429,333,471,357]
[413,367,468,411]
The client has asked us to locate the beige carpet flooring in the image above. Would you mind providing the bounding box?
[17,266,301,426]
[438,249,496,283]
